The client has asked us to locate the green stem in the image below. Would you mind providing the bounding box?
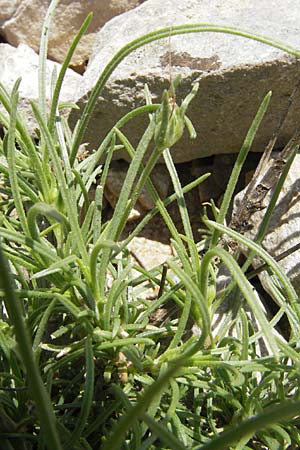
[27,202,69,241]
[7,80,29,235]
[210,91,272,247]
[0,242,63,450]
[205,219,297,305]
[101,363,180,450]
[48,13,93,133]
[201,246,279,357]
[196,400,300,450]
[31,101,89,264]
[38,0,60,120]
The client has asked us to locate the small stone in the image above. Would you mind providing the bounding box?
[128,236,172,271]
[125,235,173,301]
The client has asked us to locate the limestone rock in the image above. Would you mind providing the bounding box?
[0,0,145,73]
[0,1,20,23]
[128,236,172,270]
[70,0,300,162]
[0,43,82,132]
[232,153,300,293]
[126,236,173,300]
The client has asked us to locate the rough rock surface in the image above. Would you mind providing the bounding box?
[232,153,300,293]
[0,43,82,132]
[70,0,300,162]
[128,236,172,271]
[0,1,20,23]
[0,0,145,72]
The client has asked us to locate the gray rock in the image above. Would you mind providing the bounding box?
[0,43,82,132]
[0,0,146,72]
[70,0,300,162]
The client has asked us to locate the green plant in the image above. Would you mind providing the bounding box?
[1,1,300,449]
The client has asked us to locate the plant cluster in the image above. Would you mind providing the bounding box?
[1,1,300,449]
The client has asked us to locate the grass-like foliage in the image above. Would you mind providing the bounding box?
[1,1,300,449]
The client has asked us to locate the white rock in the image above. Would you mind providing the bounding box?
[70,0,300,162]
[124,236,173,301]
[0,0,145,72]
[0,43,82,132]
[128,236,172,271]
